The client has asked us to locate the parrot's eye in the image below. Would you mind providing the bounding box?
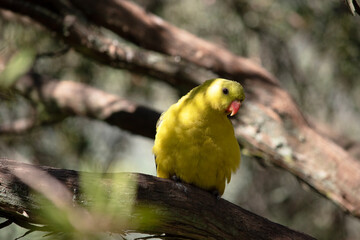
[222,88,229,95]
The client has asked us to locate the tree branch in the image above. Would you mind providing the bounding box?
[0,159,315,240]
[72,0,277,85]
[0,0,216,89]
[11,72,160,139]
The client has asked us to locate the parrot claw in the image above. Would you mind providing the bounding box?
[171,174,181,182]
[175,182,188,193]
[210,189,221,200]
[170,174,188,193]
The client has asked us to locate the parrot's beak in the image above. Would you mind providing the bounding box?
[226,100,241,116]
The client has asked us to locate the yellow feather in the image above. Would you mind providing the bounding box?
[153,78,245,196]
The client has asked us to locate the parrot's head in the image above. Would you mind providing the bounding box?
[205,78,245,116]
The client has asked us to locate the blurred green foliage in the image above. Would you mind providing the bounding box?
[32,171,139,240]
[13,168,155,240]
[1,0,360,239]
[0,48,35,88]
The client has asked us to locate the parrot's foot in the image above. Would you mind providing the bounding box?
[170,175,188,193]
[210,189,221,200]
[175,182,188,193]
[171,174,182,182]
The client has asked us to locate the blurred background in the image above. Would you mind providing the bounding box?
[1,0,360,239]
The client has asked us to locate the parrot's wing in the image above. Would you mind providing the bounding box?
[154,112,165,170]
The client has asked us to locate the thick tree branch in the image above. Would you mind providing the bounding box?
[0,159,315,240]
[0,0,216,89]
[10,73,160,139]
[1,0,360,219]
[72,0,277,85]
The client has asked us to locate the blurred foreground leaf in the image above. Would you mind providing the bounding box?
[31,169,158,240]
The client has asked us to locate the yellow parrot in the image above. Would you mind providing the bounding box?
[153,78,245,196]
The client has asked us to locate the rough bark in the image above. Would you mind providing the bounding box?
[1,0,360,220]
[0,159,315,240]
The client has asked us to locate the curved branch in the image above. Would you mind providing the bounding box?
[12,73,160,139]
[0,159,315,240]
[0,0,216,89]
[72,0,277,85]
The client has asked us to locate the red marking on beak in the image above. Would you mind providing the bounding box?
[226,100,241,116]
